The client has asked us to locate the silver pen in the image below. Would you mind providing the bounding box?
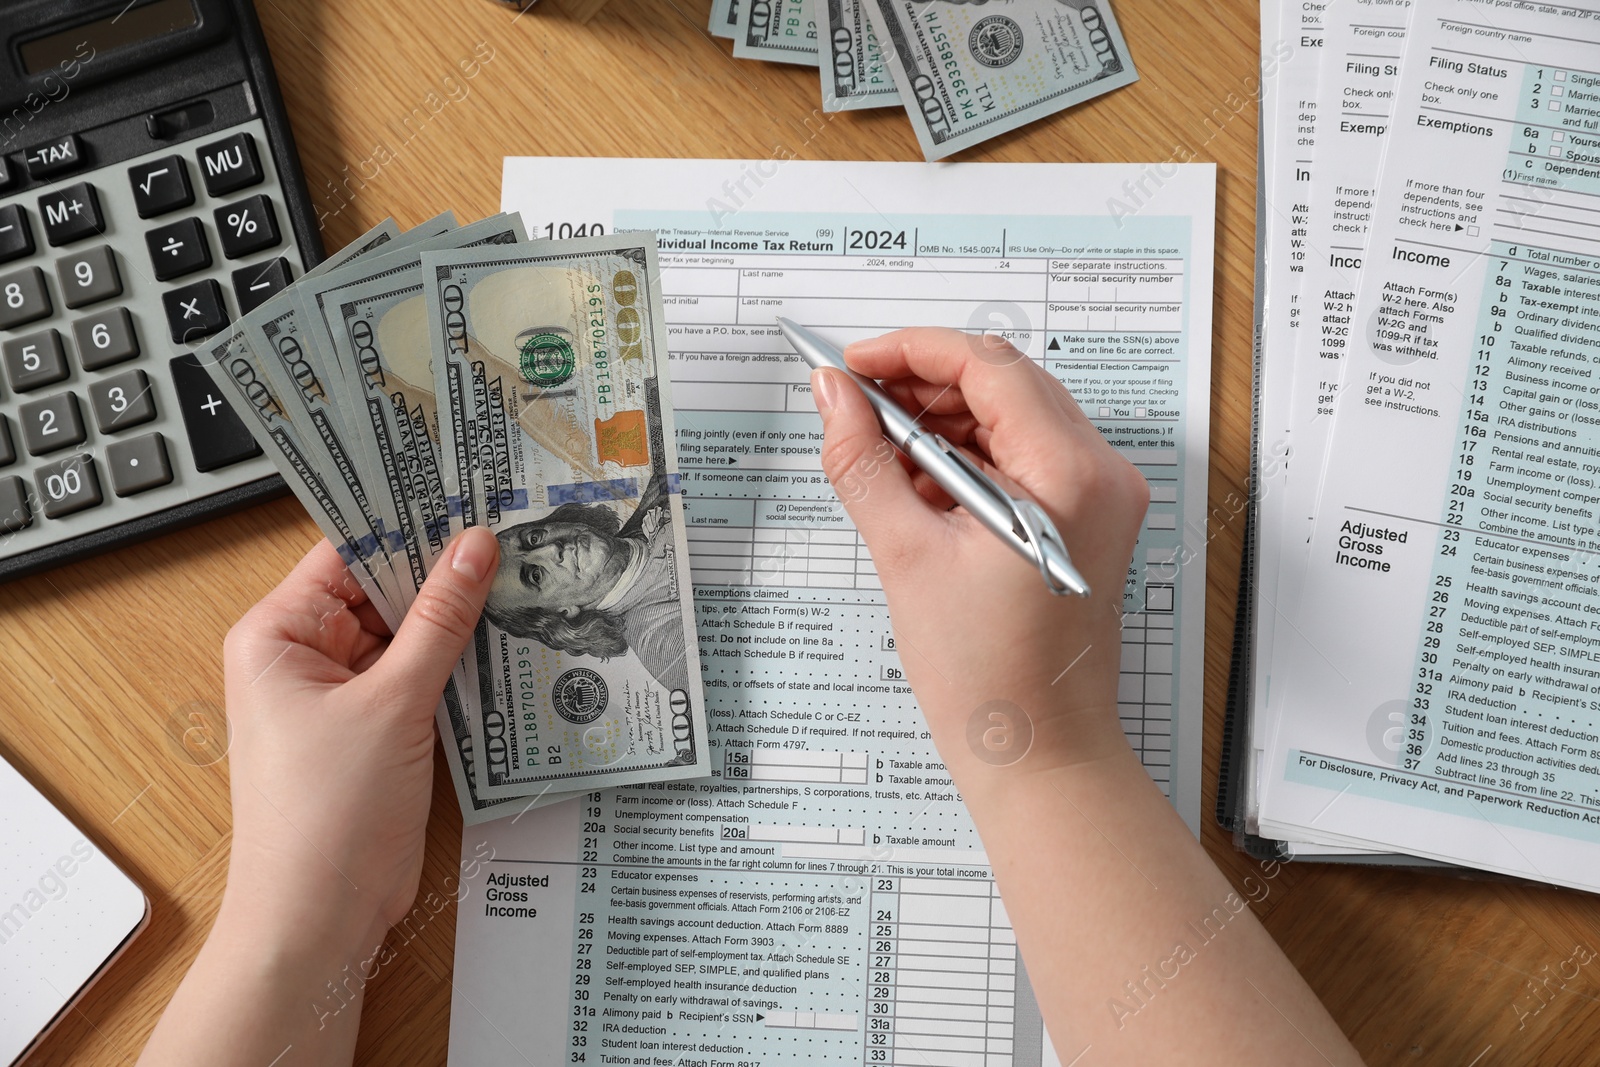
[778,318,1090,598]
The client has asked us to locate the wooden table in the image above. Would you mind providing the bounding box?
[6,1,1599,1063]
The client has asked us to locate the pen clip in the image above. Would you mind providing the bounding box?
[927,435,1077,596]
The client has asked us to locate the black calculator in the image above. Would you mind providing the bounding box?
[0,0,322,580]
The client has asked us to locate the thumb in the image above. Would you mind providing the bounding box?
[813,368,933,557]
[372,526,499,697]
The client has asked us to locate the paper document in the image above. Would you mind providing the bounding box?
[1258,0,1600,890]
[447,158,1216,1064]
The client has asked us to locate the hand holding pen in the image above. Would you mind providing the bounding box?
[792,325,1150,771]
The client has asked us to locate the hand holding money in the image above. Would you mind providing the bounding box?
[198,217,709,824]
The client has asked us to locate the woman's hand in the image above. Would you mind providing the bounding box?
[221,528,500,951]
[139,528,499,1067]
[813,327,1149,776]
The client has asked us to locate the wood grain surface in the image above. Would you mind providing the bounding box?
[4,1,1598,1064]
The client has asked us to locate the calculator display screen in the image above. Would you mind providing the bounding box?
[19,0,199,74]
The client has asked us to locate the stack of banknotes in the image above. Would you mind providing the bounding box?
[200,214,708,824]
[710,0,1138,159]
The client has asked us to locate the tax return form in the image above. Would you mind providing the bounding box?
[448,159,1216,1066]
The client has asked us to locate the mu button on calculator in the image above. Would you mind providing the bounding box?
[196,133,263,197]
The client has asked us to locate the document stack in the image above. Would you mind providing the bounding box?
[1224,0,1600,891]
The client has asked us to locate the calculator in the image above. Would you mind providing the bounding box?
[0,0,322,581]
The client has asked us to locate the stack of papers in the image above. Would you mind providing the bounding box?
[1229,0,1600,889]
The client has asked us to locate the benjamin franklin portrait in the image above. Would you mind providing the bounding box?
[483,474,690,694]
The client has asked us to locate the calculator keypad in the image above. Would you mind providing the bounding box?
[162,279,229,344]
[0,116,298,569]
[56,245,122,308]
[107,432,173,496]
[196,133,263,197]
[128,156,194,219]
[34,453,101,518]
[89,369,156,434]
[146,217,211,280]
[19,392,86,455]
[232,257,291,314]
[0,475,30,531]
[23,135,85,182]
[215,195,279,259]
[0,205,34,264]
[73,308,140,371]
[3,328,69,391]
[38,182,104,246]
[0,267,52,329]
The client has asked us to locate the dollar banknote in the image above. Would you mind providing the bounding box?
[421,237,709,800]
[296,214,504,522]
[710,0,740,38]
[312,217,553,824]
[735,0,818,65]
[197,322,405,624]
[863,0,1138,159]
[820,0,900,111]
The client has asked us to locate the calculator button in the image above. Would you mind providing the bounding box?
[19,391,85,455]
[146,217,211,280]
[232,257,292,314]
[0,266,51,330]
[89,369,156,433]
[169,353,261,471]
[128,155,194,218]
[23,134,84,181]
[106,432,173,496]
[0,156,13,192]
[3,328,68,391]
[56,245,122,309]
[0,415,13,468]
[215,195,280,259]
[162,279,229,344]
[0,475,30,532]
[0,204,33,264]
[38,182,104,246]
[34,453,101,518]
[73,308,140,371]
[196,132,262,197]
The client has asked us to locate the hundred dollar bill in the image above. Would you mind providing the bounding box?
[710,0,739,38]
[315,216,524,570]
[314,220,571,824]
[421,236,709,799]
[820,0,900,111]
[195,325,404,627]
[864,0,1138,160]
[735,0,818,65]
[317,217,401,274]
[236,215,464,605]
[243,298,413,603]
[296,215,515,535]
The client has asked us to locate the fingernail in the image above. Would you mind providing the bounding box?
[452,527,497,584]
[812,369,837,414]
